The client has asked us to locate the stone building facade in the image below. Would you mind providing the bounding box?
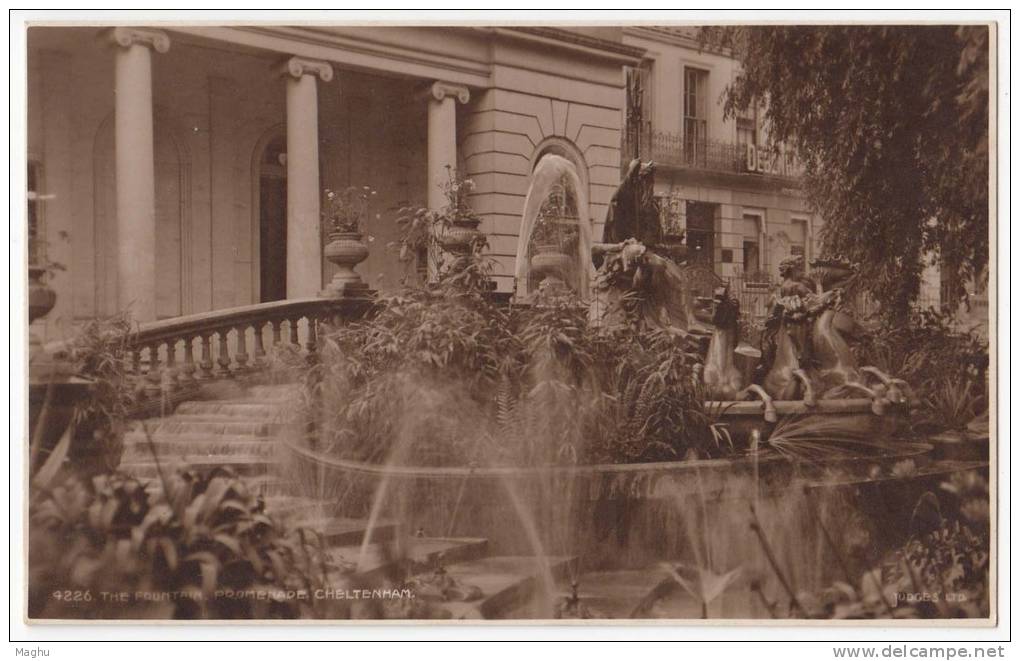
[27,25,644,341]
[620,27,820,287]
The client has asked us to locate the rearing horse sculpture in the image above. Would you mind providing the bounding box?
[807,259,868,397]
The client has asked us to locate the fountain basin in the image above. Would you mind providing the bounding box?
[283,436,934,564]
[708,397,906,445]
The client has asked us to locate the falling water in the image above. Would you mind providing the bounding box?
[514,153,593,299]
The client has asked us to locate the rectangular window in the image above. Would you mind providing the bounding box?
[739,213,764,280]
[736,104,758,149]
[791,218,809,262]
[683,67,709,165]
[686,201,716,269]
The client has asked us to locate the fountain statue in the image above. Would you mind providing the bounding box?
[588,162,917,442]
[604,159,660,246]
[514,154,593,299]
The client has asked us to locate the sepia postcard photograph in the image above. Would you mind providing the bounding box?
[11,9,1005,645]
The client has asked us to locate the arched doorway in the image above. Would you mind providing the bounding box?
[256,133,287,302]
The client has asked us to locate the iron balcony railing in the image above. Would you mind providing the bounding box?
[623,123,805,180]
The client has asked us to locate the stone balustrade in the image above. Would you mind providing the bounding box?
[120,296,372,398]
[36,297,375,408]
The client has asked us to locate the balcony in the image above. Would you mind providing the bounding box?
[622,124,805,182]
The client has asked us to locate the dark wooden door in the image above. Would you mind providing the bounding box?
[686,201,716,270]
[259,176,287,302]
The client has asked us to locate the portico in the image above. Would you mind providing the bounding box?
[27,25,640,340]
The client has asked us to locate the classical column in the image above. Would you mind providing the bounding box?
[109,27,169,321]
[426,81,471,210]
[281,57,334,299]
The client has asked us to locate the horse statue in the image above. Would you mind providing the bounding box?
[805,258,866,395]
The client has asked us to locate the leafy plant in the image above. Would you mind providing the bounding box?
[924,378,985,432]
[323,185,377,235]
[61,311,138,475]
[793,470,990,619]
[855,308,988,433]
[395,167,488,283]
[29,466,347,619]
[311,277,724,467]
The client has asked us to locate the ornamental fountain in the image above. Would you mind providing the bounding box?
[281,156,980,620]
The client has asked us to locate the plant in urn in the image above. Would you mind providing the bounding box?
[397,167,490,290]
[529,204,574,294]
[321,185,374,297]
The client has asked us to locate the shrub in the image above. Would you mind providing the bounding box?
[29,467,347,620]
[855,308,988,432]
[314,281,722,467]
[801,471,989,619]
[60,311,138,476]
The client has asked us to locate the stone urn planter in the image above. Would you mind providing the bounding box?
[530,243,573,292]
[322,231,370,297]
[28,264,56,332]
[438,217,483,255]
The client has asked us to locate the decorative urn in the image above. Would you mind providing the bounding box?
[438,217,483,256]
[28,264,56,329]
[322,231,370,296]
[530,243,574,291]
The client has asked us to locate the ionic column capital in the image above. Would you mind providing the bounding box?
[429,81,470,104]
[108,27,171,54]
[280,56,334,83]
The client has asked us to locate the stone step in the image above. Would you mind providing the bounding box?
[434,555,577,619]
[298,518,400,547]
[328,536,490,580]
[552,568,674,619]
[120,455,278,479]
[244,385,302,401]
[264,495,335,523]
[129,419,275,436]
[122,438,278,460]
[174,400,292,419]
[243,475,298,497]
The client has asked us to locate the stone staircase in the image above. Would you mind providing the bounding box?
[119,383,588,620]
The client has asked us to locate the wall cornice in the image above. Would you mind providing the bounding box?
[171,25,492,88]
[622,26,733,58]
[488,27,647,65]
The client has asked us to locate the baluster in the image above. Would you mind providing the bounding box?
[165,340,179,391]
[288,317,300,346]
[130,348,144,397]
[199,333,214,380]
[305,316,318,356]
[271,319,283,349]
[181,335,197,383]
[217,329,233,377]
[145,344,162,397]
[235,324,249,371]
[253,321,267,367]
